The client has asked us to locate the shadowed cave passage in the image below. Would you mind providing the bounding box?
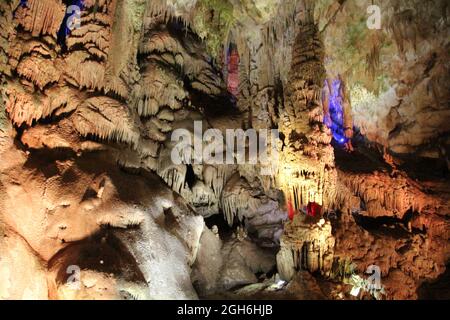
[418,262,450,300]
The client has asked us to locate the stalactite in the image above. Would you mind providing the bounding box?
[157,165,187,194]
[67,24,111,55]
[73,97,140,147]
[138,138,160,158]
[144,0,193,29]
[144,119,167,142]
[14,0,66,37]
[277,215,335,281]
[139,21,225,98]
[388,8,418,55]
[203,165,228,198]
[103,0,145,100]
[16,56,60,90]
[220,174,261,226]
[5,83,83,126]
[221,190,259,227]
[152,117,172,132]
[365,34,381,79]
[131,61,186,117]
[336,170,441,219]
[67,58,106,91]
[183,180,217,215]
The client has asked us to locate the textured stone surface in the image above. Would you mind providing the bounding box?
[0,0,448,300]
[277,215,335,280]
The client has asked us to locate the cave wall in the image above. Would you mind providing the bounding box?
[320,0,450,157]
[0,0,448,300]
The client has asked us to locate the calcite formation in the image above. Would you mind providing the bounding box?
[0,0,449,300]
[336,170,445,219]
[322,0,450,156]
[277,21,337,211]
[277,216,335,281]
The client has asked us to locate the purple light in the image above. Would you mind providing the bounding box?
[324,78,349,145]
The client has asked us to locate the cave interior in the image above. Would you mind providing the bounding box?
[0,0,449,300]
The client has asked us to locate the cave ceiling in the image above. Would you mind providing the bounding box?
[0,0,449,301]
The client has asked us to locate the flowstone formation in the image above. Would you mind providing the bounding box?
[277,216,335,281]
[277,20,336,211]
[0,0,449,300]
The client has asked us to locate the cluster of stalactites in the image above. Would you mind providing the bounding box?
[231,0,307,91]
[4,0,115,127]
[131,62,186,116]
[220,187,260,226]
[14,0,66,37]
[157,157,232,217]
[276,160,337,212]
[279,166,325,207]
[73,96,141,147]
[335,170,441,219]
[144,0,196,30]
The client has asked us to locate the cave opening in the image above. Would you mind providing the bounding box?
[204,212,236,240]
[351,208,425,239]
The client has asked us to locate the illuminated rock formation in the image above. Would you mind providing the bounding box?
[0,0,449,300]
[277,216,335,281]
[277,19,337,212]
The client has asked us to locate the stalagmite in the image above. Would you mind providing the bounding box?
[277,215,335,281]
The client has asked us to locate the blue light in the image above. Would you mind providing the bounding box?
[324,78,349,145]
